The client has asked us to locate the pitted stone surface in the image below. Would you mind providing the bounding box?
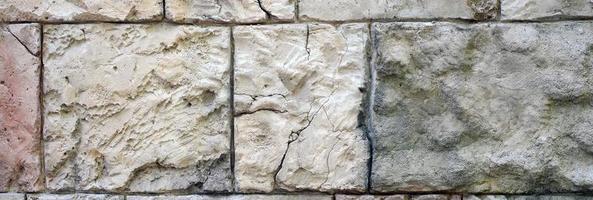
[128,195,332,200]
[28,194,123,200]
[234,23,369,192]
[0,23,42,192]
[371,22,593,193]
[165,0,295,23]
[502,0,593,20]
[336,195,406,200]
[299,0,498,21]
[0,0,162,22]
[42,24,231,192]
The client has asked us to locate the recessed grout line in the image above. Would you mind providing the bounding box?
[229,25,236,192]
[364,20,375,194]
[38,23,46,193]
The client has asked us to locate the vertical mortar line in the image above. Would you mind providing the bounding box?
[38,23,46,193]
[295,0,300,22]
[365,20,375,194]
[162,0,166,21]
[229,25,236,193]
[497,0,502,21]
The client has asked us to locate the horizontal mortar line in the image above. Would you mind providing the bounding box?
[369,192,593,196]
[3,17,593,26]
[7,192,593,196]
[14,191,337,196]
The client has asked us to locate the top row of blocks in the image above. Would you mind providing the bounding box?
[1,0,592,23]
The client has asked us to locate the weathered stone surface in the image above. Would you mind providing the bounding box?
[411,195,461,200]
[466,195,593,200]
[502,0,593,20]
[234,23,369,192]
[0,193,25,200]
[128,195,331,200]
[0,0,162,22]
[336,195,461,200]
[42,24,231,192]
[165,0,295,23]
[336,195,406,200]
[28,194,123,200]
[299,0,498,21]
[0,24,42,192]
[371,22,593,193]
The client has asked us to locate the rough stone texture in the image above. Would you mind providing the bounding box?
[299,0,499,21]
[0,193,25,200]
[42,24,231,192]
[466,195,593,200]
[165,0,295,23]
[371,22,593,193]
[502,0,593,20]
[0,24,42,192]
[336,195,406,200]
[27,194,123,200]
[234,23,369,192]
[411,195,461,200]
[0,0,162,22]
[128,195,332,200]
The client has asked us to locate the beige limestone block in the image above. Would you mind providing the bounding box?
[234,23,370,192]
[27,194,123,200]
[128,195,332,200]
[336,195,407,200]
[165,0,295,23]
[502,0,593,20]
[0,0,162,22]
[299,0,498,21]
[42,23,232,192]
[0,193,25,200]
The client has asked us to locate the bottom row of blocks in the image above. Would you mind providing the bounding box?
[1,194,593,200]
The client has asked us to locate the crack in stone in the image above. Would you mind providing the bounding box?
[234,93,289,116]
[320,139,340,188]
[235,108,288,116]
[235,93,287,100]
[6,27,37,56]
[305,25,311,60]
[215,0,222,15]
[257,0,278,20]
[272,91,334,189]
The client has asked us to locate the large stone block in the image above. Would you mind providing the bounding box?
[165,0,295,23]
[0,24,42,192]
[502,0,593,20]
[42,24,231,192]
[0,193,25,200]
[299,0,498,21]
[411,195,461,200]
[336,194,406,200]
[466,195,593,200]
[128,195,331,200]
[233,23,370,192]
[0,0,162,22]
[27,194,123,200]
[371,22,593,193]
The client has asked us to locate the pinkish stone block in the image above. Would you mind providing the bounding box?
[0,23,42,192]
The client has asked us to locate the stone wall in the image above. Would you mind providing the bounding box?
[1,0,593,199]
